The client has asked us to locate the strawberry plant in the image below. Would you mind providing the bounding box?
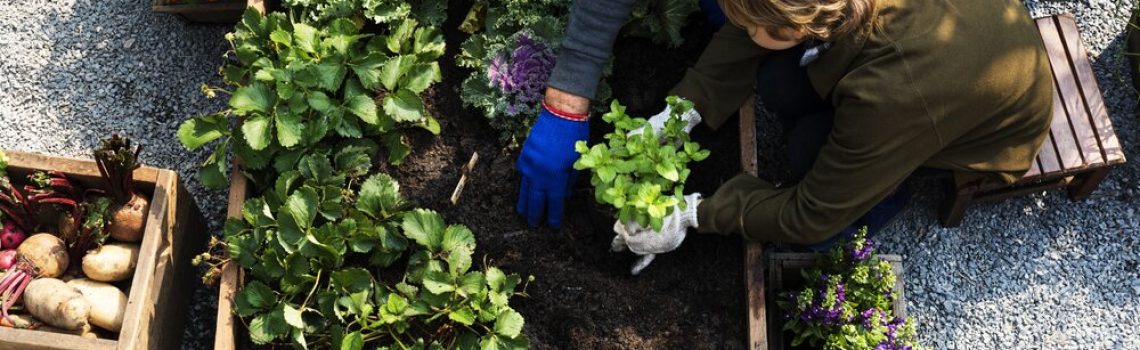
[778,228,926,349]
[196,149,531,349]
[282,0,447,26]
[572,96,710,231]
[178,9,444,188]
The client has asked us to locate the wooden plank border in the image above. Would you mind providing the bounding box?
[739,96,768,349]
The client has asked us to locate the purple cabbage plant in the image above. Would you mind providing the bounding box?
[460,31,560,144]
[777,227,926,349]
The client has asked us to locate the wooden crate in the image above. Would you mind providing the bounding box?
[213,158,249,350]
[151,0,269,24]
[0,150,206,350]
[764,253,906,349]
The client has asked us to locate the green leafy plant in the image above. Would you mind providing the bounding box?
[572,96,709,231]
[196,150,531,349]
[282,0,448,27]
[777,228,926,349]
[178,9,444,188]
[625,0,701,48]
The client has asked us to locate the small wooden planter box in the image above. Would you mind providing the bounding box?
[152,0,268,24]
[765,253,906,349]
[0,150,206,350]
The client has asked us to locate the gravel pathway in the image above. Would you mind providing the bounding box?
[0,0,1137,349]
[0,1,229,348]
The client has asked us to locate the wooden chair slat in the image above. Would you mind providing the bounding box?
[1036,131,1062,173]
[1035,18,1085,171]
[1056,15,1126,164]
[1038,16,1104,166]
[1026,156,1042,178]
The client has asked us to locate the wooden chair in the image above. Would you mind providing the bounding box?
[940,14,1127,227]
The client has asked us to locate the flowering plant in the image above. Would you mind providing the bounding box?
[778,228,926,350]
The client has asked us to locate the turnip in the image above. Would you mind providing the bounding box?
[94,135,149,243]
[23,278,89,331]
[0,250,15,270]
[0,221,24,250]
[81,243,138,282]
[0,233,69,321]
[67,279,126,332]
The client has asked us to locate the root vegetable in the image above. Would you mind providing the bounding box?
[95,135,149,243]
[23,278,89,331]
[67,279,126,332]
[82,243,139,282]
[0,250,15,270]
[0,221,26,249]
[0,234,69,321]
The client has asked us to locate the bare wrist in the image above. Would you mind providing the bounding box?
[543,87,590,115]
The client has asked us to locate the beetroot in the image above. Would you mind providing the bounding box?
[0,221,25,250]
[0,250,14,270]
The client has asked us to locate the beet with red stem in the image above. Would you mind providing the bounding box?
[22,171,84,241]
[0,177,37,233]
[94,135,149,243]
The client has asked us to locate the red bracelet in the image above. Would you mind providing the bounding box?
[542,101,589,122]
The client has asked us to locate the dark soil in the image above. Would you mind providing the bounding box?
[387,7,749,350]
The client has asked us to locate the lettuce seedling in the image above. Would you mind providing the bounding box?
[573,96,710,231]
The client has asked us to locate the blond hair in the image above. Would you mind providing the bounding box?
[718,0,878,41]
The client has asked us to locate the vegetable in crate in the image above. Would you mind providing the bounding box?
[0,234,70,322]
[67,278,127,332]
[777,228,926,349]
[23,278,90,332]
[95,135,149,242]
[23,171,83,240]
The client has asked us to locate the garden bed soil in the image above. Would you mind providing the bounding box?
[382,9,749,349]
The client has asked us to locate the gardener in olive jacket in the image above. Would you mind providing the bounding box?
[516,0,1052,274]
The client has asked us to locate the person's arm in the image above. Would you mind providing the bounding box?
[670,24,771,129]
[545,0,639,109]
[696,89,940,243]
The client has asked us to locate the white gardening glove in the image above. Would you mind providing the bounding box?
[628,98,702,137]
[611,193,702,275]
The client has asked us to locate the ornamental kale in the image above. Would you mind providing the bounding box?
[195,149,531,349]
[461,31,560,142]
[778,228,926,350]
[572,97,710,231]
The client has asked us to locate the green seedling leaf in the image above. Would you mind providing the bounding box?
[402,209,445,251]
[494,309,525,338]
[356,173,404,219]
[230,83,275,114]
[178,114,227,150]
[344,93,379,125]
[234,280,275,317]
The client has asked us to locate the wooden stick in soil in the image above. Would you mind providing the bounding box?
[450,152,480,205]
[739,96,769,349]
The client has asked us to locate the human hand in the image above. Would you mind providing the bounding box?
[516,104,589,228]
[610,193,702,275]
[627,97,702,137]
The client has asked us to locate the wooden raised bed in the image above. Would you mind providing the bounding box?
[764,253,906,349]
[152,0,268,24]
[0,150,206,350]
[213,158,248,350]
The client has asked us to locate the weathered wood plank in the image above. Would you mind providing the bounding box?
[1056,15,1125,164]
[214,159,250,350]
[1036,132,1062,174]
[738,97,768,350]
[117,170,173,350]
[1038,16,1103,166]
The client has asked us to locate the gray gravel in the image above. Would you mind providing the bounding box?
[754,1,1140,349]
[0,1,229,349]
[0,0,1137,349]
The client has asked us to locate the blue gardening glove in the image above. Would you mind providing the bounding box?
[516,105,590,228]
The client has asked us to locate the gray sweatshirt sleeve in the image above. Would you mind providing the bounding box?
[546,0,638,99]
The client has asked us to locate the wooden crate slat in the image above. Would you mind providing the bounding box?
[1047,76,1083,169]
[1056,15,1126,164]
[738,96,768,350]
[1025,156,1041,178]
[1037,16,1103,166]
[117,170,173,350]
[1036,131,1062,174]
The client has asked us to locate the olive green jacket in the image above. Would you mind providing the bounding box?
[673,0,1053,243]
